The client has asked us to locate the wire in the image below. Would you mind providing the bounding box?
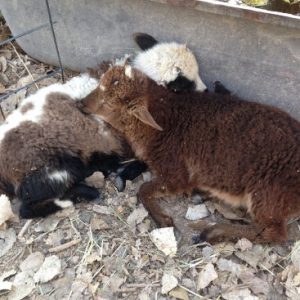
[45,0,65,82]
[0,22,57,47]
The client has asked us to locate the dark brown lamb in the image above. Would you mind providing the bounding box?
[81,65,300,244]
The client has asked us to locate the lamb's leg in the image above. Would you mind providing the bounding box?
[87,153,124,177]
[62,183,101,203]
[20,200,62,219]
[192,223,261,244]
[138,180,174,227]
[19,184,101,219]
[193,186,293,244]
[192,221,287,244]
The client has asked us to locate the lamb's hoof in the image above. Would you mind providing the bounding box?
[112,176,126,192]
[193,225,233,244]
[192,233,206,245]
[159,215,175,228]
[92,195,104,204]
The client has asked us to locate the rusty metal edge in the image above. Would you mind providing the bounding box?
[148,0,300,29]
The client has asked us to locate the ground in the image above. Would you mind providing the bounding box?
[1,20,300,300]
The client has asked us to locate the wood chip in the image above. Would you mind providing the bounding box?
[48,239,81,253]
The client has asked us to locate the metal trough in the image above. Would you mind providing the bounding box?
[1,0,299,118]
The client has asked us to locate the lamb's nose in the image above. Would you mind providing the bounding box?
[203,88,209,93]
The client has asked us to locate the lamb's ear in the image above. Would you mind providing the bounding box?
[133,33,158,51]
[130,104,163,131]
[80,89,100,114]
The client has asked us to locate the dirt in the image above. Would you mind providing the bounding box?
[1,19,300,300]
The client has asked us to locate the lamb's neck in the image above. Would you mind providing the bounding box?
[122,119,154,160]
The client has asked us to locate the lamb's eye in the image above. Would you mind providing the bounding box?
[175,67,182,74]
[113,80,119,85]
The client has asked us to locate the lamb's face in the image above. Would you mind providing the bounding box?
[133,33,207,93]
[99,65,148,104]
[81,65,162,132]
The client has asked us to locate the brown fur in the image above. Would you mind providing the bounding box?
[81,65,300,244]
[0,92,124,189]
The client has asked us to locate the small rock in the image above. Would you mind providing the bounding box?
[150,227,177,257]
[0,228,16,258]
[185,204,209,220]
[142,171,151,182]
[85,172,104,188]
[197,263,218,290]
[161,273,178,294]
[291,241,300,272]
[34,255,61,283]
[293,272,300,286]
[217,258,242,274]
[169,286,189,300]
[45,230,64,247]
[0,281,12,291]
[0,195,16,230]
[235,238,253,251]
[91,217,110,231]
[127,196,137,206]
[202,246,214,258]
[8,271,35,300]
[93,205,113,215]
[137,219,151,233]
[127,204,148,227]
[34,217,60,233]
[20,252,45,273]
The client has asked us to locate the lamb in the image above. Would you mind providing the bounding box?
[132,33,207,92]
[0,74,131,218]
[85,32,212,191]
[80,65,300,244]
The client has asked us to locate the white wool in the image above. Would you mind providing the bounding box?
[0,73,98,143]
[48,170,69,183]
[54,199,73,208]
[133,42,207,91]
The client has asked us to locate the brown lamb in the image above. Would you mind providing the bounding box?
[81,65,300,244]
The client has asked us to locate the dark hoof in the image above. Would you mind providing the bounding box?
[192,233,207,245]
[92,195,104,204]
[159,215,175,228]
[113,176,126,192]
